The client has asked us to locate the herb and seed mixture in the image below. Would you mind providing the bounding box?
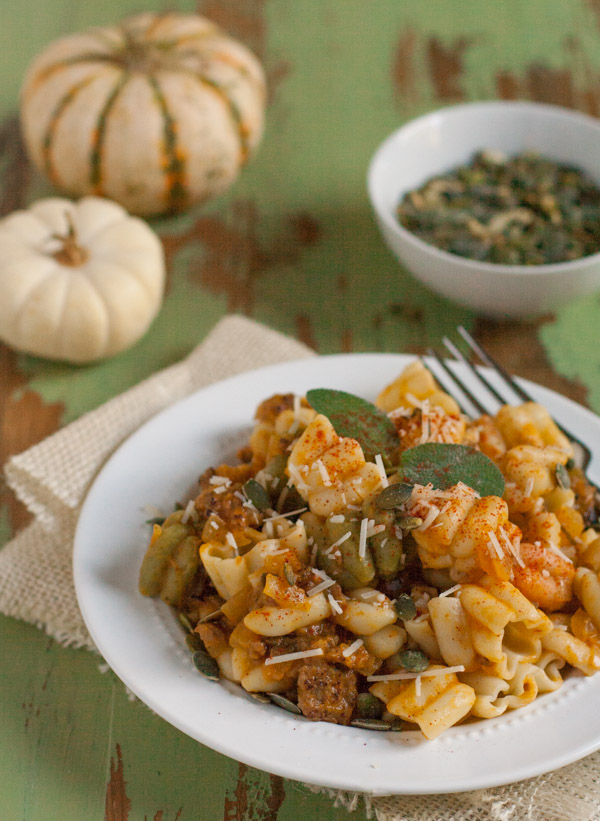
[397,150,600,265]
[139,361,600,739]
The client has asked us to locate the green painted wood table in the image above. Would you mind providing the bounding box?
[2,1,600,818]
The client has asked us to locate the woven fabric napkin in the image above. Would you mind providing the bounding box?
[1,314,600,821]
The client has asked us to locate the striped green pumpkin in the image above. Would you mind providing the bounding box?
[20,13,266,216]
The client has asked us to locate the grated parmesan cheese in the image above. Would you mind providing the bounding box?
[265,648,324,665]
[181,499,197,524]
[405,393,422,408]
[263,507,308,522]
[342,639,364,658]
[307,578,337,597]
[388,406,413,419]
[487,530,505,560]
[367,522,386,538]
[360,590,380,600]
[438,584,461,598]
[374,454,389,488]
[547,541,573,564]
[327,530,353,552]
[316,459,332,487]
[418,506,440,531]
[367,664,465,682]
[210,476,231,486]
[330,514,345,524]
[358,517,369,559]
[225,532,238,554]
[328,594,343,615]
[276,486,290,512]
[499,525,525,568]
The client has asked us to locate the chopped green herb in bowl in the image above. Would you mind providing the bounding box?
[368,100,600,317]
[397,150,600,266]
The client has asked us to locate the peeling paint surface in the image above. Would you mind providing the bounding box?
[3,0,600,819]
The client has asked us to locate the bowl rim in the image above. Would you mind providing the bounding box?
[367,99,600,278]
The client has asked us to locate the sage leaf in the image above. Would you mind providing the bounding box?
[306,388,398,464]
[399,443,505,498]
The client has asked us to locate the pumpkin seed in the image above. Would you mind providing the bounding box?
[185,632,204,653]
[268,693,302,714]
[394,593,417,621]
[397,516,423,531]
[555,463,571,490]
[249,692,271,704]
[178,611,194,633]
[198,608,222,624]
[283,562,296,586]
[350,718,392,731]
[192,650,220,680]
[356,692,384,719]
[243,478,271,511]
[397,150,600,265]
[265,454,288,479]
[388,720,404,732]
[399,649,429,672]
[375,482,413,509]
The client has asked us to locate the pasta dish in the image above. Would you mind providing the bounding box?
[139,361,600,739]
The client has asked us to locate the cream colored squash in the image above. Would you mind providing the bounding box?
[20,12,266,216]
[0,196,165,363]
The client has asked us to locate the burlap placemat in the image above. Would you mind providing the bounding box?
[1,314,599,820]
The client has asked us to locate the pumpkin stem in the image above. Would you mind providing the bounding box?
[52,213,89,267]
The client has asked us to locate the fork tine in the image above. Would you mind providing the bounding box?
[442,336,508,406]
[457,326,533,404]
[455,326,592,470]
[425,349,487,416]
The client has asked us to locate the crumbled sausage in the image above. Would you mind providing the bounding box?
[195,469,261,532]
[254,393,295,424]
[297,658,357,725]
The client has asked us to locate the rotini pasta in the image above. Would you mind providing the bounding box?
[139,359,600,738]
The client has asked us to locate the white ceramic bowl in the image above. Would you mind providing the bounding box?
[367,101,600,317]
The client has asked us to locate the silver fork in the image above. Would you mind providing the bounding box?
[426,325,594,475]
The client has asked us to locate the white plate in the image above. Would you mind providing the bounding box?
[73,354,600,795]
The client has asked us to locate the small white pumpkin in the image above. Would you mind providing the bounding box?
[19,12,266,216]
[0,196,165,363]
